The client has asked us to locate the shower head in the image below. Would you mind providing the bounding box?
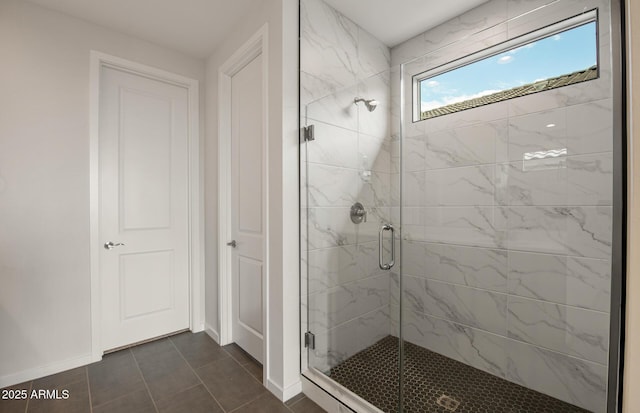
[354,97,378,112]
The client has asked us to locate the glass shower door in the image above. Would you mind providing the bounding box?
[300,66,401,412]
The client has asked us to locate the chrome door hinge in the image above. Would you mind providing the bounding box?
[302,124,315,142]
[304,331,315,349]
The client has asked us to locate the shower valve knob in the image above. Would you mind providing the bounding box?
[350,202,367,224]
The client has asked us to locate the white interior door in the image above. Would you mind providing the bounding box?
[230,54,265,363]
[99,65,190,351]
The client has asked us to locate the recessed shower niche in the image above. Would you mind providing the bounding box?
[299,0,624,412]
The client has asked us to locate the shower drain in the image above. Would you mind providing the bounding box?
[436,395,460,411]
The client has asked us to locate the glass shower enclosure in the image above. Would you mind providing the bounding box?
[300,0,623,412]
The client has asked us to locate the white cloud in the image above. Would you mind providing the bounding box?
[498,55,513,64]
[425,80,440,87]
[421,100,443,111]
[553,34,562,41]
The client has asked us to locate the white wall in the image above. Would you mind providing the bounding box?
[204,0,301,400]
[0,0,205,386]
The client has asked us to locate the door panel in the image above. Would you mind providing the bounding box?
[231,53,265,363]
[238,257,263,333]
[119,89,173,230]
[99,66,190,351]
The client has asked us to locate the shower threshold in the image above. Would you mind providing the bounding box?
[328,336,590,413]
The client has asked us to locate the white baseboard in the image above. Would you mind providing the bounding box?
[266,377,303,402]
[205,324,220,344]
[0,354,94,389]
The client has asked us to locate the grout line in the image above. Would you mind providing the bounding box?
[222,345,252,366]
[310,304,390,336]
[129,348,159,413]
[168,337,227,413]
[237,360,263,386]
[286,394,308,409]
[227,391,268,413]
[401,273,610,314]
[23,380,33,413]
[85,367,93,413]
[216,350,265,412]
[403,308,609,367]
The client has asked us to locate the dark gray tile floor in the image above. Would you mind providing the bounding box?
[0,332,325,413]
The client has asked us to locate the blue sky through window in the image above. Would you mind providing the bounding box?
[420,22,597,113]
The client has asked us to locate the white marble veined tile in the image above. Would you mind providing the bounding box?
[306,121,358,169]
[390,139,401,174]
[508,108,567,162]
[401,240,428,277]
[356,305,392,350]
[403,135,426,172]
[309,305,391,372]
[507,73,612,117]
[506,0,557,19]
[567,153,613,206]
[307,164,358,207]
[390,0,508,66]
[399,207,426,242]
[355,241,385,280]
[300,0,357,100]
[357,170,391,208]
[423,120,504,169]
[506,339,607,413]
[507,206,568,255]
[307,245,358,294]
[402,309,508,378]
[508,251,566,301]
[497,160,567,206]
[424,101,509,135]
[306,84,358,132]
[565,206,612,259]
[307,207,356,249]
[308,274,389,332]
[425,244,508,292]
[566,99,613,155]
[566,257,611,313]
[507,296,609,364]
[412,28,508,77]
[390,273,400,309]
[402,171,425,207]
[423,206,506,249]
[389,303,400,336]
[507,0,610,41]
[357,73,391,139]
[507,206,611,259]
[424,165,495,206]
[403,276,508,335]
[357,27,390,81]
[358,134,391,173]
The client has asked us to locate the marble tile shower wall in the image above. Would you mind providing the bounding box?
[300,0,394,373]
[389,0,614,411]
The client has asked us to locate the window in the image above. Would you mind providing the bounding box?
[415,11,598,121]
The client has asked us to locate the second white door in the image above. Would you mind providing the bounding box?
[230,53,265,363]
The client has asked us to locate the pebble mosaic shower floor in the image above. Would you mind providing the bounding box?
[329,336,590,413]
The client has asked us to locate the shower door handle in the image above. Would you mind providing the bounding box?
[378,224,395,270]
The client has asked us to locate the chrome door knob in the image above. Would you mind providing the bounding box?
[104,241,125,250]
[226,240,237,248]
